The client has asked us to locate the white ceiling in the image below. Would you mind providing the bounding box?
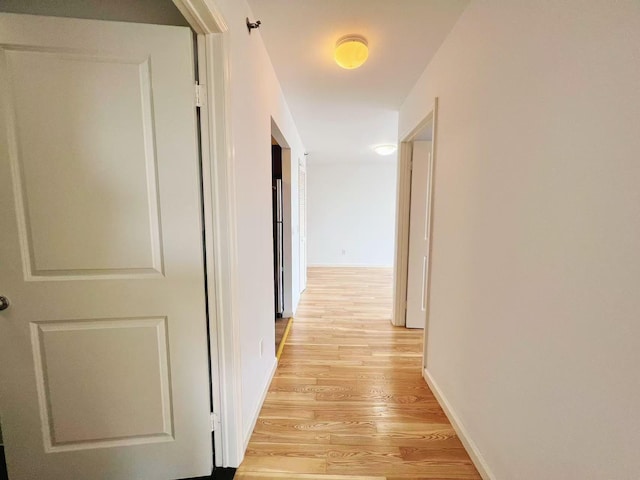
[247,0,469,164]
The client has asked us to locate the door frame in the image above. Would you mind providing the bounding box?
[298,158,307,293]
[271,119,295,318]
[172,0,243,468]
[392,98,438,365]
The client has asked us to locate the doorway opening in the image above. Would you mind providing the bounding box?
[272,137,284,320]
[270,123,295,358]
[271,136,292,357]
[393,99,438,368]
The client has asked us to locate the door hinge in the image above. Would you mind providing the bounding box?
[210,412,220,432]
[195,82,206,108]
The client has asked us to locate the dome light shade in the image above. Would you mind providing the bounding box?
[373,144,397,156]
[334,35,368,69]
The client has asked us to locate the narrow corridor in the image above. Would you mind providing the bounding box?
[236,268,480,479]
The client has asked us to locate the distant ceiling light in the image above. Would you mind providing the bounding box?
[334,35,369,69]
[373,144,397,156]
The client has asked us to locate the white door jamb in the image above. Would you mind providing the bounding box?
[172,0,244,468]
[271,119,295,318]
[392,98,438,370]
[392,141,413,327]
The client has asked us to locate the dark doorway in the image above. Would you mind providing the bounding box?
[272,139,284,318]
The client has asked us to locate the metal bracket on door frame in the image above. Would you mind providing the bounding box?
[210,412,220,432]
[195,82,206,108]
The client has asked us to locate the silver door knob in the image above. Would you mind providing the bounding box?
[0,296,9,311]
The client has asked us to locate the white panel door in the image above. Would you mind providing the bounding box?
[406,141,433,329]
[0,14,212,480]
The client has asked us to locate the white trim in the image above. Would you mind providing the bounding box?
[298,160,307,292]
[270,118,290,148]
[423,368,496,480]
[271,120,297,318]
[391,141,412,327]
[202,32,244,468]
[308,264,394,268]
[243,358,278,450]
[280,146,295,318]
[422,99,439,369]
[392,98,438,371]
[195,34,223,468]
[172,0,227,34]
[173,0,244,468]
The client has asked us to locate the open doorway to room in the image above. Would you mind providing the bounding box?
[271,137,284,319]
[305,158,398,270]
[393,99,438,367]
[271,136,291,356]
[302,152,399,334]
[403,120,434,330]
[270,123,296,358]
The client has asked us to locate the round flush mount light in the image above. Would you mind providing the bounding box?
[334,35,369,69]
[373,144,397,156]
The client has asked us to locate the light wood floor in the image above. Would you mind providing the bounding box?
[274,317,289,353]
[235,267,480,480]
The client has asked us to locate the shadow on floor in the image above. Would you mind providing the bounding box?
[213,468,236,479]
[0,447,7,480]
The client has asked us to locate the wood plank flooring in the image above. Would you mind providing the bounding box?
[275,316,290,355]
[236,267,480,480]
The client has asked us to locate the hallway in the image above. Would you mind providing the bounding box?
[236,268,480,479]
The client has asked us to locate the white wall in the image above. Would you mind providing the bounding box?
[307,161,397,267]
[400,1,640,478]
[280,149,305,315]
[212,0,306,448]
[293,155,306,304]
[0,0,189,25]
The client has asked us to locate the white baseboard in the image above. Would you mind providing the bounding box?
[243,357,278,451]
[308,263,393,268]
[423,368,496,480]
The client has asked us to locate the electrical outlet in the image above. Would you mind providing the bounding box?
[259,339,264,358]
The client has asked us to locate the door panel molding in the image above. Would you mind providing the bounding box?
[0,12,212,479]
[4,49,165,281]
[31,316,173,452]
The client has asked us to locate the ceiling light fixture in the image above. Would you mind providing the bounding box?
[334,35,368,69]
[373,144,397,156]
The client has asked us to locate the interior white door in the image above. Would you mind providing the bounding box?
[0,13,212,480]
[299,165,308,292]
[406,141,433,329]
